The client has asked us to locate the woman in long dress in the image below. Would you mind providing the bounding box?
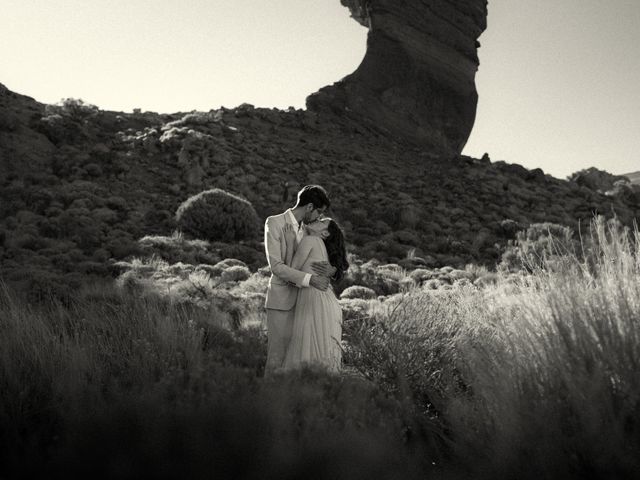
[282,218,349,372]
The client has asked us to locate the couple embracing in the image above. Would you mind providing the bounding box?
[263,185,349,376]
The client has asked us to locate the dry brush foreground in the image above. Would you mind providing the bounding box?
[1,219,639,479]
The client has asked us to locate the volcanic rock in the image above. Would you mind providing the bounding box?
[307,0,488,155]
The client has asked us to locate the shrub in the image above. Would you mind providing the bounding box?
[339,298,373,322]
[6,268,83,304]
[138,231,220,265]
[52,98,99,119]
[220,265,251,283]
[38,99,99,145]
[408,269,435,284]
[499,222,576,272]
[214,258,248,270]
[340,285,377,300]
[213,243,264,270]
[339,260,401,297]
[497,218,522,238]
[176,189,261,242]
[473,273,499,288]
[423,279,444,290]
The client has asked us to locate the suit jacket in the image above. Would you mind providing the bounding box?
[264,212,309,310]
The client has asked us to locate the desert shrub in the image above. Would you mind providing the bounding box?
[422,279,445,290]
[38,113,69,144]
[5,268,84,304]
[195,264,224,277]
[376,264,405,281]
[57,209,103,250]
[233,271,269,295]
[105,234,140,260]
[113,256,262,329]
[339,260,401,297]
[220,265,251,283]
[448,269,473,281]
[473,273,499,288]
[10,233,51,251]
[176,189,260,243]
[83,163,102,177]
[497,218,523,238]
[91,207,118,224]
[142,208,176,234]
[214,258,248,270]
[213,242,264,270]
[138,231,220,265]
[339,298,373,323]
[51,98,99,119]
[374,220,391,235]
[408,268,436,284]
[499,222,576,272]
[38,99,99,145]
[340,285,377,300]
[373,239,407,260]
[105,195,127,211]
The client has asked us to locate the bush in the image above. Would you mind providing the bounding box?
[338,260,401,297]
[176,189,261,242]
[138,231,220,265]
[340,285,377,300]
[220,265,251,283]
[213,243,264,270]
[499,222,576,272]
[408,269,435,284]
[214,258,248,270]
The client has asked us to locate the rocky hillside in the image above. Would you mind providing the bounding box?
[1,81,639,298]
[1,0,638,296]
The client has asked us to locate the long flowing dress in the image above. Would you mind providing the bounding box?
[283,236,342,372]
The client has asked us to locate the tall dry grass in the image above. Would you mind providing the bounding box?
[343,217,640,479]
[460,217,640,479]
[0,283,429,479]
[1,217,639,479]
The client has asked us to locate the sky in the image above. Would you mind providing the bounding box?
[0,0,638,179]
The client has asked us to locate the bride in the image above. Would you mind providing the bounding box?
[282,217,349,372]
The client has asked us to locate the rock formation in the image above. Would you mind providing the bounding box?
[307,0,488,155]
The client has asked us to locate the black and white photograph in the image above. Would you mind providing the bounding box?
[1,1,639,478]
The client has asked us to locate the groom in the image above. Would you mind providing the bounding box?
[263,184,336,375]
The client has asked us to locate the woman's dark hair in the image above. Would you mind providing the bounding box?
[295,185,330,210]
[324,219,349,283]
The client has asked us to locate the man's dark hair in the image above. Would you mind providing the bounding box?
[294,185,330,210]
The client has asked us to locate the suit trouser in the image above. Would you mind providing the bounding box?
[265,307,295,375]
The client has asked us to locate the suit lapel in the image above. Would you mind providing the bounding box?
[282,212,297,259]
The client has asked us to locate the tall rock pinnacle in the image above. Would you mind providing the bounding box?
[307,0,488,155]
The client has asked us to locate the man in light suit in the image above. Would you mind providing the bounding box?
[263,185,336,375]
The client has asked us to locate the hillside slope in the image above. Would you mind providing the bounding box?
[625,171,640,185]
[1,83,639,297]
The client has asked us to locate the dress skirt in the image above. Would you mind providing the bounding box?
[283,286,342,372]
